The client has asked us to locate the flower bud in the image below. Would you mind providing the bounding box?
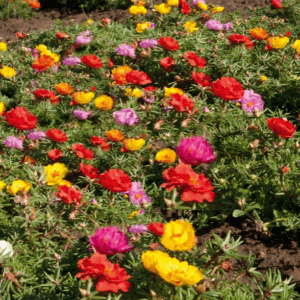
[154,120,163,130]
[181,118,190,127]
[29,214,36,221]
[237,198,245,206]
[280,166,289,174]
[219,178,225,184]
[254,110,261,117]
[174,75,181,81]
[194,282,208,294]
[277,140,283,147]
[150,290,158,298]
[69,210,79,220]
[221,261,232,272]
[249,139,260,149]
[164,198,172,207]
[79,289,90,297]
[53,252,61,260]
[250,174,257,180]
[295,141,300,148]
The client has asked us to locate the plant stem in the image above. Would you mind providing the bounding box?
[204,249,224,270]
[78,208,99,228]
[264,218,288,228]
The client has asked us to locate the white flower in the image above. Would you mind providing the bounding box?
[0,240,13,257]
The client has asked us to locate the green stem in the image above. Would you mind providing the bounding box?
[264,218,288,228]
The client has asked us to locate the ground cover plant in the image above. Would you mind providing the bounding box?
[1,0,300,299]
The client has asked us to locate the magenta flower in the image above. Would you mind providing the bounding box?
[148,22,156,29]
[3,136,23,150]
[76,30,93,44]
[139,39,158,48]
[129,225,148,234]
[121,181,151,206]
[27,131,46,140]
[240,90,264,114]
[113,108,140,126]
[89,226,132,255]
[192,0,206,6]
[176,136,217,166]
[62,57,81,66]
[205,20,224,30]
[203,106,210,113]
[73,109,92,120]
[115,44,136,58]
[223,22,232,30]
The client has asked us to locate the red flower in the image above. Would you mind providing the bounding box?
[160,57,175,72]
[179,0,191,15]
[148,222,165,236]
[158,37,180,51]
[90,136,110,152]
[184,52,206,68]
[228,34,252,46]
[81,55,103,69]
[48,149,63,161]
[5,106,38,130]
[286,31,291,37]
[72,144,94,160]
[245,41,254,50]
[76,252,131,293]
[192,71,211,88]
[56,185,82,206]
[211,77,244,101]
[46,129,68,143]
[271,0,282,9]
[56,32,69,39]
[267,118,296,139]
[107,58,115,68]
[80,163,99,179]
[168,93,194,114]
[144,86,157,93]
[16,32,25,39]
[126,70,152,86]
[91,86,97,92]
[33,89,58,103]
[99,169,132,192]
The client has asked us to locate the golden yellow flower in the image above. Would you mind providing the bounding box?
[7,180,31,195]
[129,5,147,15]
[94,95,114,110]
[84,19,94,26]
[260,76,267,81]
[73,91,95,104]
[128,209,141,219]
[35,45,60,62]
[136,22,150,33]
[106,130,124,142]
[197,2,208,10]
[155,148,177,163]
[183,21,198,34]
[126,138,145,151]
[167,0,179,6]
[161,220,196,251]
[35,44,48,53]
[0,42,7,52]
[55,83,73,95]
[155,3,172,14]
[0,180,6,191]
[142,250,170,274]
[211,6,224,13]
[44,163,69,186]
[56,180,72,188]
[0,66,16,79]
[0,102,5,115]
[125,88,144,98]
[112,65,133,85]
[164,87,184,98]
[269,36,289,49]
[292,40,300,53]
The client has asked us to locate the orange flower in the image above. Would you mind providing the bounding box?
[250,28,268,40]
[32,55,55,71]
[112,65,132,85]
[26,0,40,9]
[55,83,73,95]
[106,130,124,142]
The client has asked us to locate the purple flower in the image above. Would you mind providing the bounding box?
[129,225,148,234]
[121,181,151,206]
[223,22,232,30]
[52,64,59,74]
[27,131,46,140]
[76,30,93,44]
[113,108,139,126]
[143,95,155,104]
[115,44,136,58]
[205,20,224,31]
[139,39,158,48]
[176,136,217,166]
[73,109,92,120]
[148,22,156,29]
[62,57,81,66]
[3,136,23,150]
[240,90,264,114]
[91,198,97,205]
[33,48,38,58]
[89,226,132,255]
[192,0,206,6]
[203,106,210,113]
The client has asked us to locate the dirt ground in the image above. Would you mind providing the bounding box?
[1,0,299,294]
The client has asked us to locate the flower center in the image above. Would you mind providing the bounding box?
[134,194,142,199]
[189,176,199,185]
[51,170,60,178]
[246,102,254,107]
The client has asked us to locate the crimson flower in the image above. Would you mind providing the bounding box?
[99,169,132,192]
[267,117,296,139]
[158,37,180,51]
[184,52,206,68]
[5,107,38,130]
[160,57,175,72]
[81,55,103,68]
[46,129,68,143]
[126,70,152,85]
[72,144,94,160]
[211,77,244,101]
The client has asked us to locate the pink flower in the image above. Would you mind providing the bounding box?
[176,136,217,166]
[89,226,132,255]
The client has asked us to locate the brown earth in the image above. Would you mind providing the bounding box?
[1,0,299,295]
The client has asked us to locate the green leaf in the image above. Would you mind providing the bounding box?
[232,209,245,218]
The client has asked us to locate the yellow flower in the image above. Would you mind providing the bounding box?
[112,65,133,85]
[167,0,179,6]
[136,22,150,33]
[211,6,224,13]
[44,163,69,186]
[269,36,289,49]
[56,180,72,188]
[128,210,141,219]
[94,95,114,110]
[183,21,198,34]
[35,45,60,62]
[0,102,5,115]
[129,5,147,15]
[197,2,208,10]
[260,76,267,81]
[0,42,7,52]
[155,3,171,14]
[7,180,31,195]
[292,40,300,53]
[161,220,196,251]
[36,44,48,53]
[156,256,203,286]
[142,250,170,274]
[126,138,145,151]
[73,92,95,104]
[164,87,184,98]
[0,66,16,79]
[125,88,144,98]
[84,19,94,26]
[155,148,177,163]
[0,180,6,191]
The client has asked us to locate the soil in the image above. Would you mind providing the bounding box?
[1,0,300,295]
